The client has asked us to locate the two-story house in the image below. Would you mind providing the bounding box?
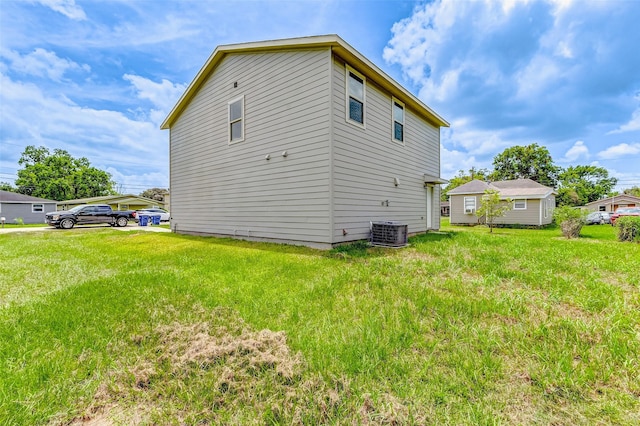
[161,35,449,248]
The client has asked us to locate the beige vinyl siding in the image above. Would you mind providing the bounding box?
[170,48,332,244]
[449,194,482,225]
[330,56,441,242]
[450,194,556,226]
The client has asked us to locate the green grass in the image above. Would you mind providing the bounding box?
[0,223,48,228]
[0,223,638,425]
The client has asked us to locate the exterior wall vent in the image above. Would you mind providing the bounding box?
[371,221,408,247]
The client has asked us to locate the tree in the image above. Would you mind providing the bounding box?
[623,186,640,197]
[553,205,587,239]
[0,182,15,192]
[140,187,169,201]
[14,145,116,201]
[490,143,560,187]
[475,189,512,233]
[441,167,489,201]
[556,165,617,206]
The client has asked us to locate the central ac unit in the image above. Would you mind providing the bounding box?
[371,221,408,247]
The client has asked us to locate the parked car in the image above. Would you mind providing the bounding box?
[135,208,170,222]
[45,204,136,229]
[586,211,611,225]
[610,207,640,225]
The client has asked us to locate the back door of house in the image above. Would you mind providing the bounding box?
[426,185,433,229]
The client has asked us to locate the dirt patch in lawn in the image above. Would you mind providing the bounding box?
[64,307,422,425]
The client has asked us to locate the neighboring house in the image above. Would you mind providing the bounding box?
[448,179,556,227]
[440,201,450,217]
[0,190,57,224]
[161,35,449,248]
[57,194,164,212]
[584,194,640,212]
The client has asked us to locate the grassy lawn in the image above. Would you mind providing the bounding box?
[0,222,638,424]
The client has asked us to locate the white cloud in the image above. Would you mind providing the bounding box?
[562,140,589,162]
[443,119,512,157]
[440,144,478,178]
[514,54,562,98]
[123,74,186,123]
[0,71,168,188]
[597,143,640,160]
[384,0,640,141]
[35,0,86,20]
[0,48,89,81]
[608,108,640,134]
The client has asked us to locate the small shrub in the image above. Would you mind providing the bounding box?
[13,217,24,225]
[553,206,586,239]
[616,216,640,243]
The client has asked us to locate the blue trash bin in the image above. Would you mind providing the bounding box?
[151,215,161,225]
[138,214,149,226]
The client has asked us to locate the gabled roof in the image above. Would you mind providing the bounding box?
[0,190,58,203]
[448,179,555,199]
[490,179,555,198]
[585,194,640,206]
[161,34,449,130]
[447,180,491,195]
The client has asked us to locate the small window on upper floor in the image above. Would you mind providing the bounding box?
[392,98,405,143]
[228,95,244,143]
[346,66,365,126]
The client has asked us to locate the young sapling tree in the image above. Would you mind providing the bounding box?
[476,189,512,233]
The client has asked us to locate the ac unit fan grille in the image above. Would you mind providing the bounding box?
[371,222,408,247]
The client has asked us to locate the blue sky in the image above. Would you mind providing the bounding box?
[1,0,639,194]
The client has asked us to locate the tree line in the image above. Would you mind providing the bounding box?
[442,143,639,206]
[0,145,168,202]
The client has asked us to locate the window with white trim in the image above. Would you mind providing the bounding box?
[346,66,365,126]
[544,199,549,218]
[392,98,404,143]
[228,95,244,143]
[464,197,476,214]
[32,204,44,213]
[513,199,527,210]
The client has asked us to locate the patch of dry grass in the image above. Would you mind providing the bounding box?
[64,308,420,425]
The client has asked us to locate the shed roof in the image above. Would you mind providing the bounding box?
[0,190,58,203]
[161,34,449,130]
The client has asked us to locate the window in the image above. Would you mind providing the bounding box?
[544,199,549,218]
[513,199,527,210]
[228,96,244,143]
[598,205,606,211]
[32,204,44,213]
[392,98,404,143]
[464,197,476,214]
[346,66,365,126]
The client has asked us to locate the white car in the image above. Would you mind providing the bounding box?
[135,208,170,222]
